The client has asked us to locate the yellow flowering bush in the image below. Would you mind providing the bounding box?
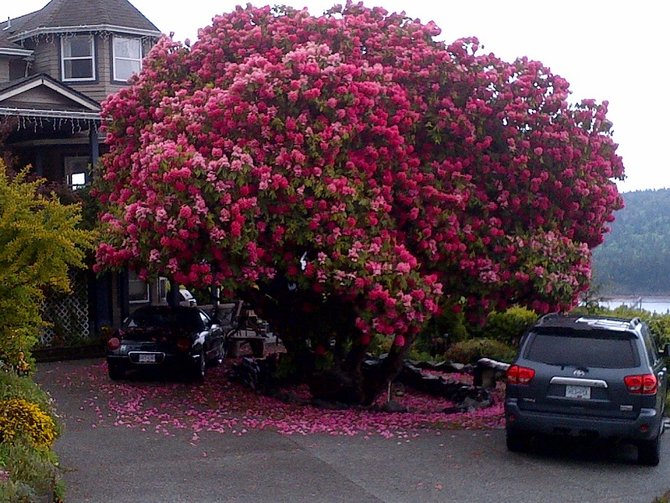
[0,163,93,367]
[0,399,57,449]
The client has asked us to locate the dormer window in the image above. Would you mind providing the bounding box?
[61,35,95,81]
[113,36,142,82]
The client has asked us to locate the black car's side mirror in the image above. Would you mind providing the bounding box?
[661,343,670,358]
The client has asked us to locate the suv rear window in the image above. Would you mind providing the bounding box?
[525,331,640,368]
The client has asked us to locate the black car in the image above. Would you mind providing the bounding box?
[505,314,668,465]
[106,305,226,382]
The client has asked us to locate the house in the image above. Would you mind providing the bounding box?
[0,0,162,346]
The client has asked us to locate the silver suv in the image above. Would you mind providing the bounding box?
[505,314,668,465]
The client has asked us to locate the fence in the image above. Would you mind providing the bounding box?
[40,270,90,347]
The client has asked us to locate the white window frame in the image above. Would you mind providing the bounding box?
[64,156,89,189]
[128,271,150,304]
[158,277,169,304]
[112,36,143,82]
[61,35,96,82]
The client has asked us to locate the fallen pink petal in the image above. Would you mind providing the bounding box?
[50,361,504,441]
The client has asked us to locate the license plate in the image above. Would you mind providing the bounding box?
[565,385,591,399]
[138,353,156,363]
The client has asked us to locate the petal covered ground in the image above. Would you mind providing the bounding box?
[50,360,504,441]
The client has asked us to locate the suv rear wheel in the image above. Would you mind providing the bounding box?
[506,429,526,452]
[638,435,661,466]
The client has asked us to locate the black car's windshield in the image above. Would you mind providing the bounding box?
[525,331,640,368]
[124,309,205,331]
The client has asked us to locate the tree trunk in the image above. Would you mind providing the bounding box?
[361,345,408,405]
[246,279,412,406]
[309,342,409,406]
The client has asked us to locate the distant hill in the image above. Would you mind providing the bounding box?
[591,188,670,295]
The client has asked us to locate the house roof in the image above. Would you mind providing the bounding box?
[0,73,101,121]
[0,73,100,107]
[0,18,34,56]
[6,0,161,42]
[0,30,15,50]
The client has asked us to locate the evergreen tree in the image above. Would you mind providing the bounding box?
[593,189,670,295]
[0,162,94,370]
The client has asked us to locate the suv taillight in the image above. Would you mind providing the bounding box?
[624,374,658,395]
[107,337,121,351]
[507,365,535,385]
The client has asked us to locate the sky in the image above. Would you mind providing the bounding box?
[5,1,668,193]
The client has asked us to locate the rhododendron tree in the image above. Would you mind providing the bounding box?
[94,3,624,404]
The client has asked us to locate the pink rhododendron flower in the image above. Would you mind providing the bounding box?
[94,3,623,405]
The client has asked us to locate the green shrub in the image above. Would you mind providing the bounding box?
[0,163,94,368]
[0,437,59,498]
[407,347,434,363]
[445,338,516,364]
[0,399,58,450]
[478,306,538,346]
[647,315,670,345]
[0,378,63,501]
[409,310,469,362]
[0,372,59,431]
[368,334,392,357]
[468,306,537,347]
[0,479,38,503]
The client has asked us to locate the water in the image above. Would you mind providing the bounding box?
[598,297,670,314]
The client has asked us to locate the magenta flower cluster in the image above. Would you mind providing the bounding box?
[95,3,624,343]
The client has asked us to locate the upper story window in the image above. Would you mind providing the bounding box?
[113,36,142,82]
[61,35,95,81]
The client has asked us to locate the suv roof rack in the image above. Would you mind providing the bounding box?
[534,313,642,332]
[535,313,561,325]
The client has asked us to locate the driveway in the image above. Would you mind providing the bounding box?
[36,359,670,503]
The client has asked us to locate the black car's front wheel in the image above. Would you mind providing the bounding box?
[190,349,206,382]
[209,339,227,366]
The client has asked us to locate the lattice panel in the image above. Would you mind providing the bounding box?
[40,271,90,347]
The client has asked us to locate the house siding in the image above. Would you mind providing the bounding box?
[58,35,135,103]
[74,35,120,102]
[0,58,9,83]
[3,0,161,336]
[3,87,86,110]
[10,33,153,104]
[27,38,61,80]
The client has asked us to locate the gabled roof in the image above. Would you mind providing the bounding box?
[6,0,161,42]
[0,73,101,121]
